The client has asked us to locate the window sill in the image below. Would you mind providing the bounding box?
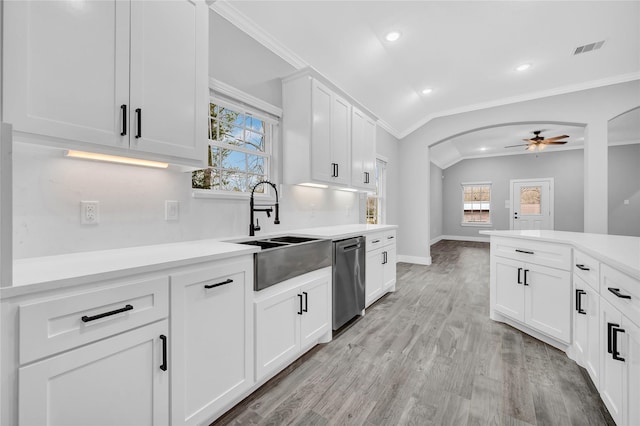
[192,189,276,202]
[460,222,493,227]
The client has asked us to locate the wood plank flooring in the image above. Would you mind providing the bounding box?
[213,240,615,426]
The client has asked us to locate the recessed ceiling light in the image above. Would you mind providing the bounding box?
[421,88,433,95]
[480,147,488,151]
[385,31,401,42]
[516,63,532,72]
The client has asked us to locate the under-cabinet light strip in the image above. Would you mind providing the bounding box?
[65,150,169,169]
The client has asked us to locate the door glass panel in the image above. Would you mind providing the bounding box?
[520,186,541,214]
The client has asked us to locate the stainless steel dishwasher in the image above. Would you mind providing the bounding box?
[332,236,366,330]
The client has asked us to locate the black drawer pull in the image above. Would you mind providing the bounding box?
[204,278,233,289]
[575,264,590,271]
[159,335,167,371]
[517,267,522,284]
[608,287,631,299]
[371,239,381,244]
[523,269,530,286]
[81,304,133,322]
[120,104,127,136]
[297,294,303,315]
[387,235,395,240]
[576,289,586,314]
[135,108,142,139]
[515,249,534,255]
[303,292,308,312]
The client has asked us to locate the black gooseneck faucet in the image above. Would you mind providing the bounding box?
[249,180,280,236]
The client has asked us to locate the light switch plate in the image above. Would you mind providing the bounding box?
[505,200,510,209]
[165,200,179,221]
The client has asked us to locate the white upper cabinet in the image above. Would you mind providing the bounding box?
[351,107,376,191]
[283,71,376,189]
[3,0,208,167]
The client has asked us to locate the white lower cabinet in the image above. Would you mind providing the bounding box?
[255,268,331,383]
[170,258,254,425]
[493,256,571,343]
[19,320,169,426]
[573,277,600,388]
[365,231,397,308]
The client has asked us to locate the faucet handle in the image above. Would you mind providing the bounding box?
[254,218,261,231]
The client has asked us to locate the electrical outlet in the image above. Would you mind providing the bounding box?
[165,200,179,221]
[81,201,99,225]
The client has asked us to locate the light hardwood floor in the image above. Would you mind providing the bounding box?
[213,240,614,426]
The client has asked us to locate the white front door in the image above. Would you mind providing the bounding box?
[510,178,554,230]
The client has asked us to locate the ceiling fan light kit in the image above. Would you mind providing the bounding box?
[505,130,569,152]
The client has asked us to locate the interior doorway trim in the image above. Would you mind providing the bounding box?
[509,178,555,230]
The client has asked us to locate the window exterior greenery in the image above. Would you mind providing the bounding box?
[461,183,491,225]
[192,102,270,194]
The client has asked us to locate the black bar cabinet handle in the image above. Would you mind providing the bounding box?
[515,249,534,255]
[387,235,395,240]
[517,267,522,284]
[81,304,133,322]
[607,322,618,354]
[120,104,127,136]
[612,327,625,362]
[331,163,337,177]
[204,278,233,289]
[371,239,381,244]
[608,287,631,299]
[576,289,586,314]
[523,269,530,286]
[335,163,339,177]
[159,335,167,371]
[135,108,142,139]
[575,264,590,271]
[364,172,369,184]
[297,294,303,315]
[303,292,308,312]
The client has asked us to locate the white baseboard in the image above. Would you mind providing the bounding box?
[435,235,490,243]
[397,255,431,265]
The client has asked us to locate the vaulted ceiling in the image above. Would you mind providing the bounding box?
[215,1,640,140]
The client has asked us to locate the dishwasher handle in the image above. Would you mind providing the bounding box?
[343,243,362,251]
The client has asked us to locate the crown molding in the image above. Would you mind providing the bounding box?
[210,1,308,70]
[400,72,640,139]
[209,78,283,118]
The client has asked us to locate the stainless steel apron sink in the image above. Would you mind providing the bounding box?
[236,236,332,291]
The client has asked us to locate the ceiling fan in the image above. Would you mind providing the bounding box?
[505,130,569,151]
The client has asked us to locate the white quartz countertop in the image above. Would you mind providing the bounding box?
[3,239,260,298]
[289,224,398,240]
[3,224,398,299]
[480,230,640,281]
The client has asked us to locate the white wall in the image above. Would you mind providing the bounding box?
[430,163,443,242]
[375,127,400,225]
[609,143,640,237]
[441,150,584,238]
[398,80,640,262]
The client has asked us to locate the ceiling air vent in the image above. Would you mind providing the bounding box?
[573,40,606,55]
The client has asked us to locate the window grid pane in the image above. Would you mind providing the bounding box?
[462,184,491,224]
[194,102,271,193]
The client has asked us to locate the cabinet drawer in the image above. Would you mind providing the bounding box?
[492,237,571,271]
[601,265,640,327]
[573,250,600,291]
[20,276,169,364]
[366,230,396,251]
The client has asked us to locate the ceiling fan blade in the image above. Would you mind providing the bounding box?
[505,144,529,148]
[544,135,570,142]
[541,141,567,145]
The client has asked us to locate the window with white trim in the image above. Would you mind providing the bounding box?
[192,100,273,194]
[366,158,387,224]
[461,182,492,225]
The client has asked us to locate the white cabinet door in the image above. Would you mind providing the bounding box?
[129,0,207,162]
[362,116,377,190]
[365,249,384,308]
[170,259,253,425]
[600,298,624,425]
[331,94,351,186]
[351,108,376,191]
[19,320,169,426]
[3,1,130,148]
[300,275,331,351]
[493,257,525,322]
[255,288,300,382]
[382,245,397,292]
[524,263,571,343]
[624,316,640,426]
[574,280,600,387]
[310,80,334,184]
